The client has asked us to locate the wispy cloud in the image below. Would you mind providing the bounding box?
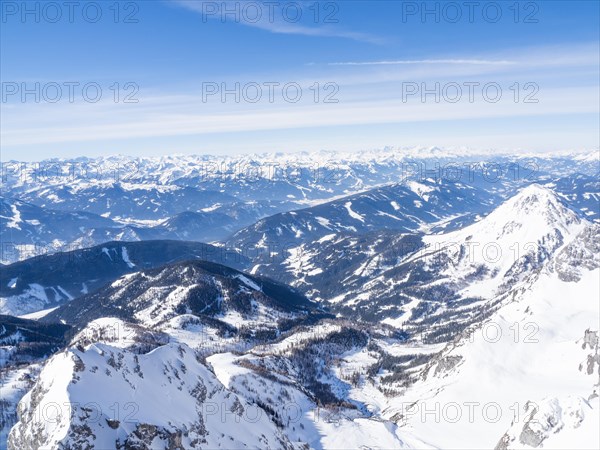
[2,84,597,147]
[170,0,383,44]
[328,59,517,66]
[2,43,598,152]
[326,43,600,68]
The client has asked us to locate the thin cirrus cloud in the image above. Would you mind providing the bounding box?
[328,59,517,66]
[2,84,598,147]
[170,0,383,43]
[325,42,600,68]
[1,43,597,152]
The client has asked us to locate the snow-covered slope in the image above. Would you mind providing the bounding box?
[7,340,293,449]
[300,185,591,334]
[419,183,586,298]
[0,240,248,316]
[3,152,598,449]
[227,178,499,256]
[0,197,119,264]
[379,222,600,449]
[42,259,315,332]
[0,315,71,444]
[15,182,237,220]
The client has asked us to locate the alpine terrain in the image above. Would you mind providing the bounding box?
[0,149,598,449]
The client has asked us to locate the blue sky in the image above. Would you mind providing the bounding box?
[1,0,599,160]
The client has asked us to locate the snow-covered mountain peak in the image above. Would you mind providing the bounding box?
[495,183,581,226]
[428,183,586,247]
[419,184,589,299]
[471,183,581,235]
[69,318,170,352]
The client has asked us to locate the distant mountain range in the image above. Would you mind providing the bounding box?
[2,150,598,265]
[0,240,248,316]
[1,150,598,449]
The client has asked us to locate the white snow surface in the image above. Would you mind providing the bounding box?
[382,268,600,449]
[8,342,291,449]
